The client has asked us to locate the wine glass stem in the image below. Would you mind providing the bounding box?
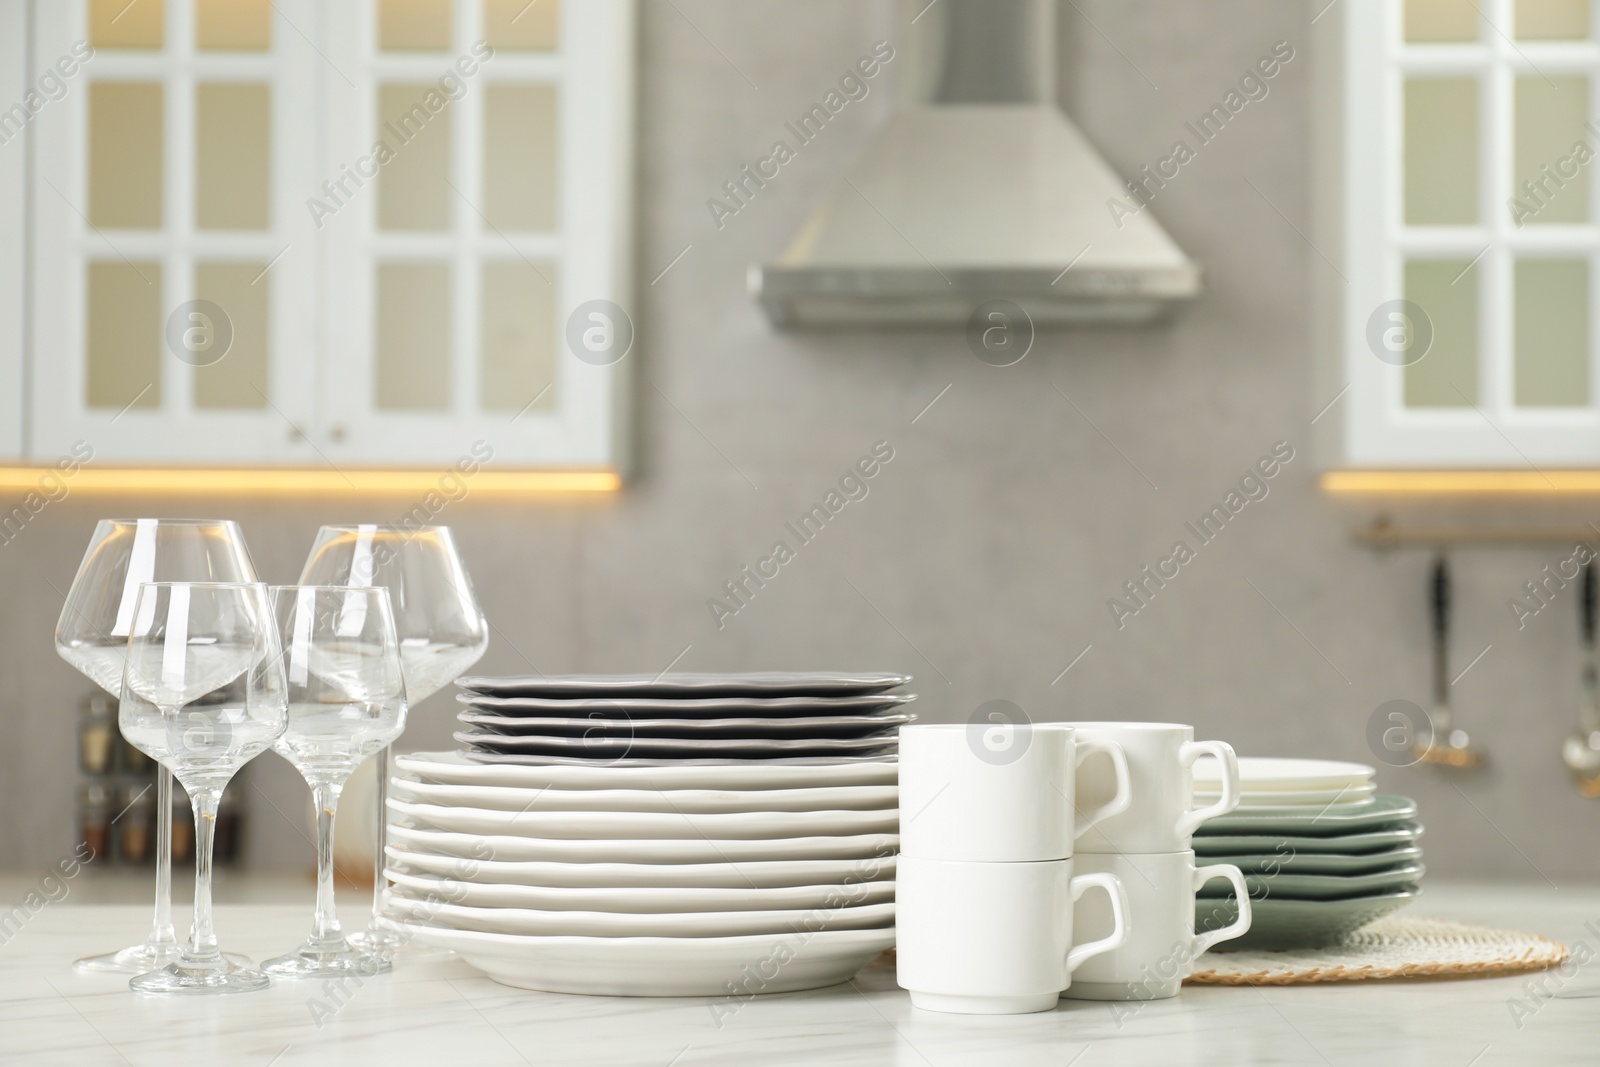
[187,788,222,963]
[311,782,344,944]
[151,767,176,946]
[370,745,391,925]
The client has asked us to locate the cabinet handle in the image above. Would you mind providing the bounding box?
[288,425,306,442]
[329,425,347,443]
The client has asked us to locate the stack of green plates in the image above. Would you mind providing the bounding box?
[1190,759,1422,949]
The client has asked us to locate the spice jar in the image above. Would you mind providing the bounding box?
[170,791,194,865]
[78,693,116,775]
[118,783,155,864]
[78,782,111,862]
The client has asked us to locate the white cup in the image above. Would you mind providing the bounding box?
[899,722,1131,862]
[895,855,1130,1014]
[1066,722,1239,854]
[1061,850,1251,1001]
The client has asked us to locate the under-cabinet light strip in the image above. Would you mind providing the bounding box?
[0,468,621,495]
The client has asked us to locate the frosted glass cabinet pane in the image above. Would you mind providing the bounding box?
[376,263,451,410]
[1516,0,1590,39]
[87,261,161,410]
[485,85,558,231]
[196,0,273,50]
[196,84,271,231]
[89,83,163,229]
[90,0,164,49]
[1514,77,1588,225]
[193,263,270,410]
[481,262,557,411]
[1405,78,1478,225]
[484,0,560,50]
[378,84,453,231]
[1405,259,1479,407]
[1515,259,1590,406]
[1405,0,1480,41]
[379,0,453,50]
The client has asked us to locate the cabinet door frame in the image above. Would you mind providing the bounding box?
[317,0,634,470]
[0,0,25,459]
[29,0,324,465]
[1336,0,1600,469]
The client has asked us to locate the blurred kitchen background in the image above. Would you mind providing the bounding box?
[2,0,1598,884]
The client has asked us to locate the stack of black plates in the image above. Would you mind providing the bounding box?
[453,672,915,766]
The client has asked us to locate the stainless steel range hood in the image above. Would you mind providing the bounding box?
[751,0,1201,328]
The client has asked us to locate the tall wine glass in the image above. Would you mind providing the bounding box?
[263,586,408,978]
[55,518,257,974]
[299,525,488,954]
[119,582,288,995]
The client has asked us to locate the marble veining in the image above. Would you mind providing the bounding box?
[0,883,1594,1066]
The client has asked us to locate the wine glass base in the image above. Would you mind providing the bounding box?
[74,943,252,976]
[346,926,455,963]
[262,939,392,980]
[74,941,180,975]
[130,956,270,996]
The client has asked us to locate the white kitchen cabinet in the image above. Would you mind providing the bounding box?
[10,0,632,472]
[1324,0,1600,469]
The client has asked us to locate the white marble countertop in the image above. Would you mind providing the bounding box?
[1,880,1596,1066]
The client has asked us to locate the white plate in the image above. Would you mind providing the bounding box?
[456,672,912,697]
[387,823,900,864]
[1192,757,1375,791]
[386,846,898,889]
[387,868,896,913]
[389,798,900,839]
[391,777,899,813]
[393,921,896,996]
[389,895,895,937]
[1193,784,1377,807]
[396,751,899,789]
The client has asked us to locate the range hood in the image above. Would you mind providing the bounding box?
[751,0,1201,328]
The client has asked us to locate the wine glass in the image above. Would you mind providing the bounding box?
[262,586,408,979]
[119,582,288,995]
[298,525,488,954]
[55,518,257,974]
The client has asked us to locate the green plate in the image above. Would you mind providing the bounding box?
[1196,794,1418,836]
[1198,844,1422,875]
[1196,889,1419,950]
[1193,822,1422,856]
[1196,863,1424,901]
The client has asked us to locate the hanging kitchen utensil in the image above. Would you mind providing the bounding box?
[1562,560,1600,795]
[1415,553,1485,769]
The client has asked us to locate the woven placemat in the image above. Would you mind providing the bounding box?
[1185,915,1568,985]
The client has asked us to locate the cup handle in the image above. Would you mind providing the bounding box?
[1072,740,1131,841]
[1190,862,1252,955]
[1175,740,1239,840]
[1064,871,1130,975]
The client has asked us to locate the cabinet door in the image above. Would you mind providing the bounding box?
[316,0,633,469]
[30,0,322,465]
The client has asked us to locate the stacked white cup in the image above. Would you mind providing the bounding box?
[895,717,1136,1014]
[1061,722,1253,1002]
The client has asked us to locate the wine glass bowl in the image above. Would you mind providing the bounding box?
[119,582,287,996]
[298,525,487,956]
[263,586,408,980]
[54,519,257,975]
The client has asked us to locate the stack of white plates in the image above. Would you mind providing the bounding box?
[385,672,910,995]
[1190,758,1423,949]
